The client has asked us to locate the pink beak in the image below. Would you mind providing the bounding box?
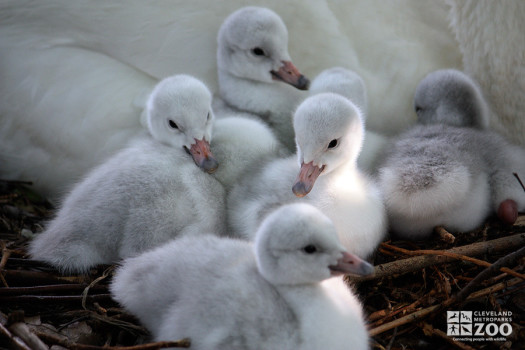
[188,138,219,174]
[271,61,310,90]
[292,161,325,197]
[329,251,374,276]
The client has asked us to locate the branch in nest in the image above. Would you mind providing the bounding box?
[446,245,525,306]
[421,322,475,350]
[348,233,525,283]
[380,242,525,280]
[369,277,522,336]
[36,331,191,349]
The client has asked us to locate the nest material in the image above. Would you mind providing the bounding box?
[0,179,524,350]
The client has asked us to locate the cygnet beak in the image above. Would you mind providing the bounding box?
[292,161,325,197]
[188,138,219,174]
[271,61,310,90]
[329,251,374,277]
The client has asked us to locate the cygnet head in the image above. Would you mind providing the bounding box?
[255,203,374,285]
[414,69,490,129]
[310,67,368,118]
[217,6,309,90]
[146,75,218,173]
[292,93,364,197]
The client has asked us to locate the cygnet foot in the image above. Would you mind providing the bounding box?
[497,199,518,225]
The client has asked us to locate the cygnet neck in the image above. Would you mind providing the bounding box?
[218,69,305,118]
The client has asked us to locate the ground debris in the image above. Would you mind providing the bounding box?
[1,180,524,349]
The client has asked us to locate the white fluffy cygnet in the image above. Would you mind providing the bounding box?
[214,6,310,152]
[309,67,389,173]
[228,93,387,259]
[378,69,525,239]
[111,203,372,350]
[29,75,226,273]
[211,117,285,192]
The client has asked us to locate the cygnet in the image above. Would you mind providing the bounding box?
[378,69,525,239]
[211,117,285,192]
[111,203,372,350]
[29,75,226,273]
[309,67,389,173]
[228,93,387,259]
[214,6,310,152]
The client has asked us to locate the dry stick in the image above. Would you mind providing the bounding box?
[421,322,475,350]
[0,294,113,304]
[0,323,33,350]
[0,244,12,287]
[349,233,525,283]
[513,172,525,191]
[369,304,440,336]
[381,243,525,281]
[0,284,107,296]
[2,269,88,285]
[369,278,523,337]
[0,313,32,350]
[434,226,455,244]
[369,271,524,337]
[82,266,113,310]
[8,322,49,350]
[446,245,525,307]
[36,331,191,350]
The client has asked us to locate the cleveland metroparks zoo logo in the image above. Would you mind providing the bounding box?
[447,311,513,341]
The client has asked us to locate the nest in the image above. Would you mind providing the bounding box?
[1,179,524,350]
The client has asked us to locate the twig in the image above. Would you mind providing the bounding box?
[447,245,525,306]
[369,277,523,336]
[421,322,475,350]
[2,269,89,285]
[385,327,397,350]
[8,322,49,350]
[82,266,113,310]
[434,226,455,243]
[36,331,191,349]
[0,294,113,304]
[0,243,12,287]
[0,322,33,350]
[0,284,107,296]
[381,243,525,280]
[369,305,440,336]
[349,233,525,283]
[514,172,525,192]
[0,312,33,350]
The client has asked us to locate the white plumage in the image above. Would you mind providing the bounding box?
[29,75,226,273]
[378,69,525,239]
[309,67,389,173]
[0,1,466,199]
[211,117,285,192]
[111,203,372,350]
[214,6,309,152]
[228,93,387,258]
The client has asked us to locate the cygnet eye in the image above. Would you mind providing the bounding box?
[327,139,339,149]
[302,245,318,254]
[251,47,265,56]
[415,105,422,113]
[168,119,179,130]
[207,112,211,121]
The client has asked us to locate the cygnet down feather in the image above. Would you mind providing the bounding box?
[111,203,372,350]
[29,75,226,273]
[228,93,387,259]
[378,69,525,239]
[215,6,310,152]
